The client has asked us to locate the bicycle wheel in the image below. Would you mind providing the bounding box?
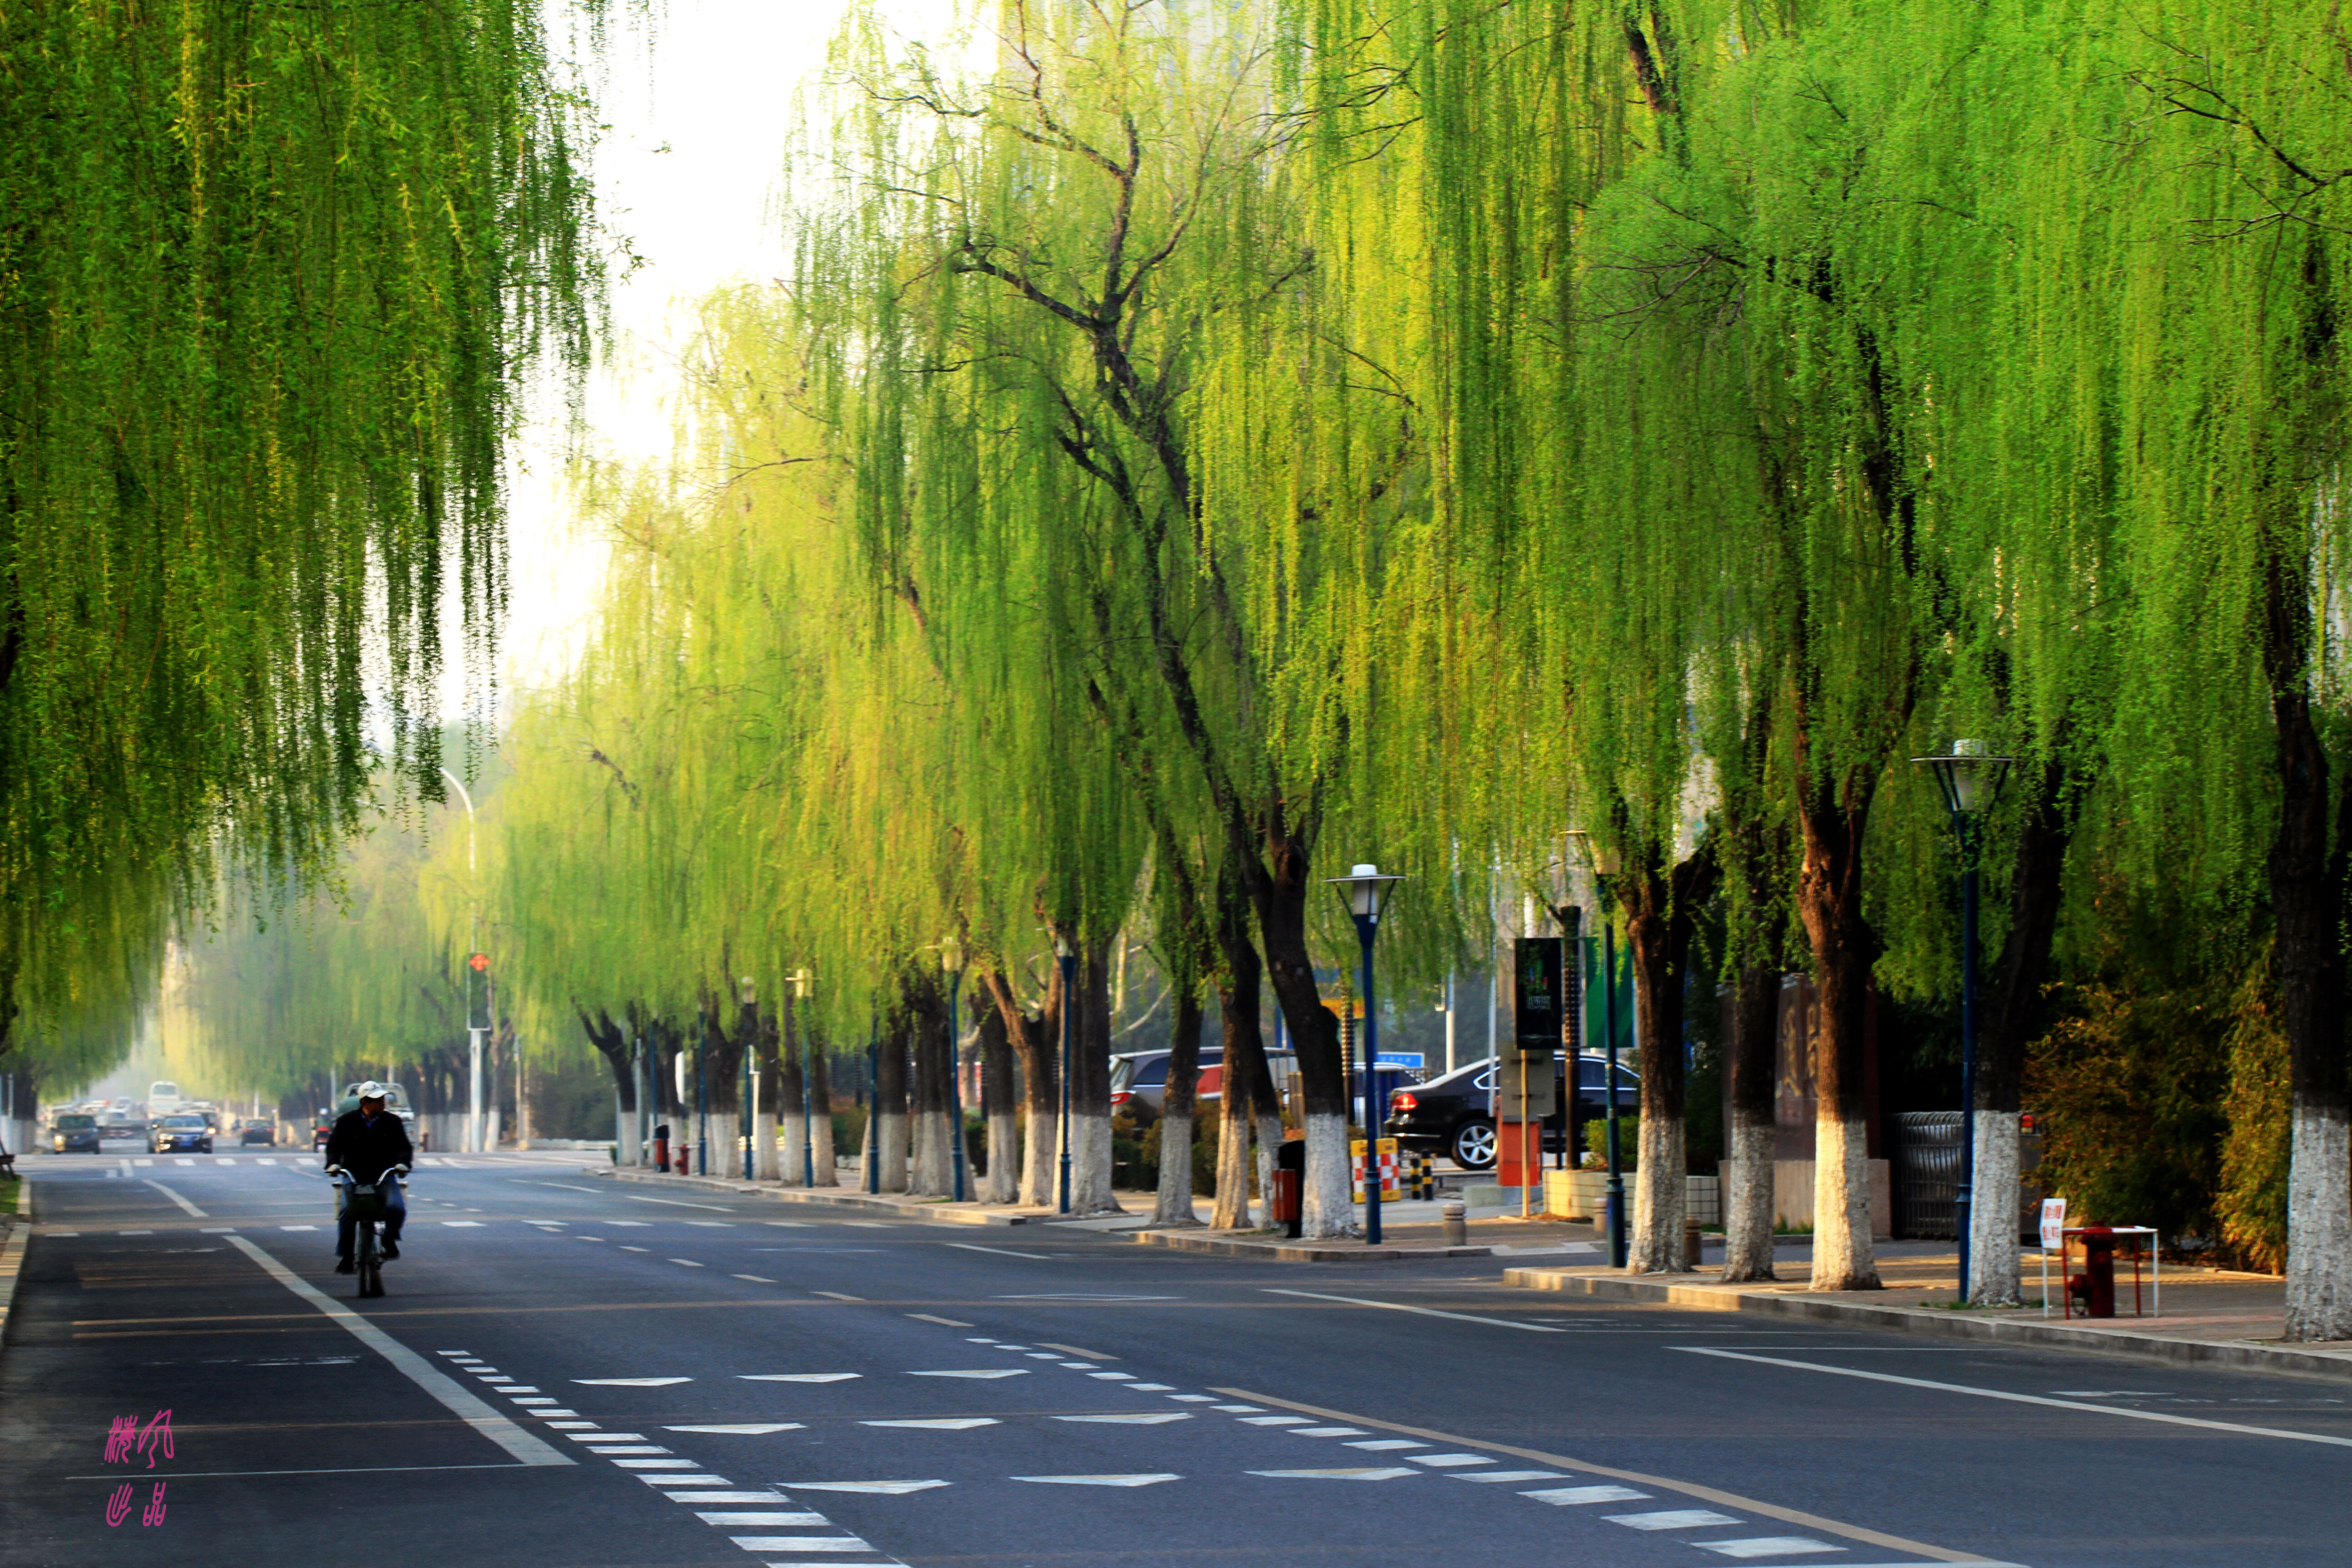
[357,1223,383,1298]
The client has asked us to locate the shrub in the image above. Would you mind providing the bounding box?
[2215,962,2290,1274]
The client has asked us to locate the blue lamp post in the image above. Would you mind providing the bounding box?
[942,935,969,1203]
[1054,931,1075,1215]
[786,970,815,1186]
[1327,863,1404,1246]
[740,977,756,1181]
[696,1008,709,1176]
[1571,833,1628,1269]
[1911,740,2012,1302]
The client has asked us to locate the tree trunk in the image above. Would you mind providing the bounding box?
[807,1018,837,1186]
[909,969,953,1197]
[2271,683,2352,1339]
[1063,935,1120,1215]
[1154,984,1204,1225]
[875,1000,910,1194]
[980,1003,1019,1204]
[1721,962,1779,1282]
[985,966,1057,1207]
[1616,838,1717,1273]
[779,998,808,1185]
[581,1008,639,1166]
[1210,865,1271,1228]
[1970,758,2070,1305]
[754,1008,782,1182]
[1796,772,1883,1291]
[1238,825,1351,1238]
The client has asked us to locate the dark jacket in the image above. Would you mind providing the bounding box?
[324,1109,414,1183]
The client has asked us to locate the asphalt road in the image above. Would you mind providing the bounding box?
[6,1152,2350,1568]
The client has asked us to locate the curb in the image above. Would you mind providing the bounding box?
[1503,1267,2352,1380]
[1131,1227,1496,1263]
[0,1178,30,1351]
[587,1166,1050,1225]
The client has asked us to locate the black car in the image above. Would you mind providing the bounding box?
[51,1113,101,1153]
[240,1120,276,1146]
[1383,1052,1638,1170]
[150,1114,214,1155]
[1110,1047,1301,1126]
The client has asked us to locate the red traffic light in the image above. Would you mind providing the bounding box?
[468,952,490,972]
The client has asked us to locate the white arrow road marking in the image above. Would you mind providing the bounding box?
[1672,1347,2352,1448]
[1054,1414,1190,1425]
[782,1480,949,1494]
[1246,1468,1417,1480]
[666,1424,804,1435]
[908,1369,1026,1379]
[1606,1510,1745,1531]
[1694,1540,1846,1559]
[741,1373,861,1382]
[577,1377,694,1387]
[1012,1474,1182,1487]
[861,1418,998,1430]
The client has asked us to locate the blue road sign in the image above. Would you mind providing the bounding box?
[1374,1052,1424,1069]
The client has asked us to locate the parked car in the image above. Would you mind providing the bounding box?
[1383,1052,1639,1171]
[1110,1048,1301,1126]
[150,1114,214,1154]
[51,1113,102,1153]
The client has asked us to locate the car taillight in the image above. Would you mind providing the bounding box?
[1110,1091,1132,1106]
[1391,1092,1418,1112]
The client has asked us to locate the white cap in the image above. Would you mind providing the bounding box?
[357,1082,387,1101]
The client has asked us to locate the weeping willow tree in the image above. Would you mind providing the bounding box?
[0,0,606,1098]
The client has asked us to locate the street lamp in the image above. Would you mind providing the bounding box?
[941,936,969,1203]
[438,767,484,1154]
[696,1004,709,1176]
[788,969,814,1186]
[1911,739,2014,1302]
[1326,863,1405,1246]
[740,977,757,1181]
[1054,931,1075,1215]
[1568,832,1628,1269]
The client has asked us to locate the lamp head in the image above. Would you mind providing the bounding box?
[940,934,965,974]
[738,975,757,1006]
[1052,931,1073,960]
[1911,738,2014,818]
[1326,862,1404,922]
[787,967,812,999]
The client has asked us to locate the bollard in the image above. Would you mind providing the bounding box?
[1441,1198,1467,1248]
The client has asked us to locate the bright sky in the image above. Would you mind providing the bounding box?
[493,0,960,705]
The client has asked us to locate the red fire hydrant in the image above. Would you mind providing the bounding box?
[2068,1225,2118,1318]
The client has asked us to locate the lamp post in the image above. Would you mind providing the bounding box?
[1054,931,1075,1215]
[789,970,814,1186]
[1570,833,1628,1268]
[1327,863,1405,1246]
[1911,739,2014,1302]
[740,978,757,1181]
[942,935,969,1203]
[696,1006,709,1176]
[438,767,484,1153]
[863,1016,881,1195]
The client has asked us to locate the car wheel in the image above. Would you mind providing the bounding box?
[1451,1117,1497,1171]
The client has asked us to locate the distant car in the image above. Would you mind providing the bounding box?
[151,1114,214,1154]
[1383,1052,1639,1171]
[240,1119,276,1146]
[1109,1048,1302,1126]
[52,1113,101,1153]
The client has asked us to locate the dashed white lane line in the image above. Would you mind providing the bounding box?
[627,1195,739,1212]
[942,1242,1053,1259]
[1606,1510,1744,1531]
[175,1158,196,1165]
[667,1424,804,1435]
[280,1225,319,1232]
[742,1373,859,1383]
[1054,1414,1190,1425]
[638,1473,732,1485]
[665,1490,789,1502]
[813,1291,865,1301]
[118,1230,154,1236]
[444,1220,484,1227]
[862,1418,998,1430]
[1286,1426,1366,1437]
[669,1258,707,1267]
[733,1274,777,1283]
[1347,1440,1427,1451]
[905,1314,972,1327]
[1262,1287,1566,1333]
[1404,1453,1495,1467]
[1167,1395,1217,1402]
[1247,1468,1416,1480]
[614,1459,704,1469]
[1011,1474,1181,1487]
[1239,1416,1309,1426]
[908,1369,1026,1380]
[576,1377,693,1387]
[784,1480,949,1494]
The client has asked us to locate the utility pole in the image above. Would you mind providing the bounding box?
[439,767,484,1154]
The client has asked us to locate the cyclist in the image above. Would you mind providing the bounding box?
[323,1081,412,1273]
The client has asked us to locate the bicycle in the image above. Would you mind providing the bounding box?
[326,1164,409,1299]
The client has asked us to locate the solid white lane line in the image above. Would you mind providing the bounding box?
[1210,1386,2020,1567]
[1672,1347,2352,1449]
[218,1235,570,1468]
[142,1180,207,1217]
[1262,1288,1565,1333]
[943,1242,1053,1259]
[627,1195,739,1212]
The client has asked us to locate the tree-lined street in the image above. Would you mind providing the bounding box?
[7,1153,2351,1567]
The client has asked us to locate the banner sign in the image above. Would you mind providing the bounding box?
[1514,937,1564,1053]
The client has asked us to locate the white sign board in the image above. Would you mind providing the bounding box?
[2039,1197,2068,1251]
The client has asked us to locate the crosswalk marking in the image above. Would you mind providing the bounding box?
[1247,1468,1416,1480]
[1011,1474,1181,1487]
[860,1418,996,1430]
[780,1481,946,1495]
[1604,1510,1743,1531]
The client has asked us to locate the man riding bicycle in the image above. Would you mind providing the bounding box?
[323,1082,412,1273]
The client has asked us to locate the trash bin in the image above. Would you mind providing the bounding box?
[655,1123,672,1174]
[1273,1139,1306,1239]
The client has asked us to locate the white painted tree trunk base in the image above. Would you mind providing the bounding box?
[779,1112,808,1186]
[2284,1105,2352,1340]
[1255,1114,1282,1227]
[754,1111,780,1182]
[1968,1109,2022,1307]
[1720,1120,1776,1282]
[911,1109,952,1197]
[877,1112,909,1193]
[1066,1111,1120,1216]
[1629,1113,1689,1273]
[1021,1107,1054,1207]
[810,1108,837,1186]
[1153,1112,1200,1225]
[1809,1113,1880,1290]
[1213,1105,1254,1229]
[1300,1113,1357,1240]
[614,1102,639,1166]
[985,1111,1019,1204]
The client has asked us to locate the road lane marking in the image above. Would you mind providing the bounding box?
[906,1314,971,1327]
[783,1480,949,1494]
[1607,1509,1744,1530]
[665,1490,790,1501]
[1055,1413,1191,1424]
[1011,1474,1181,1487]
[666,1424,804,1435]
[219,1235,571,1468]
[1524,1484,1650,1502]
[1671,1347,2352,1449]
[1247,1468,1416,1480]
[908,1369,1026,1379]
[862,1417,998,1429]
[1695,1540,1846,1559]
[577,1377,693,1386]
[1210,1385,2022,1566]
[627,1195,739,1211]
[64,1463,557,1480]
[812,1291,864,1301]
[727,1536,872,1552]
[1034,1341,1117,1360]
[742,1372,860,1382]
[696,1512,832,1525]
[669,1258,707,1267]
[735,1274,778,1283]
[943,1242,1053,1259]
[1263,1288,1565,1333]
[142,1181,206,1216]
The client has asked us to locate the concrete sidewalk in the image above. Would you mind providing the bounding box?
[1506,1249,2352,1378]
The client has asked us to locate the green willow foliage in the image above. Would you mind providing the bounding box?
[0,0,605,1073]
